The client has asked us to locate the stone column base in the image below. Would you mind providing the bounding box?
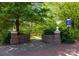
[10,31,19,45]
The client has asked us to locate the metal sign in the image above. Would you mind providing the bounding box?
[66,19,71,27]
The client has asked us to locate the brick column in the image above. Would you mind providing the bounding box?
[54,32,61,44]
[42,35,54,43]
[53,26,61,44]
[10,31,19,44]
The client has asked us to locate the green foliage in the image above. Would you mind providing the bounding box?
[45,2,79,29]
[43,27,56,35]
[4,31,11,44]
[0,2,51,44]
[1,2,79,44]
[0,31,11,44]
[60,28,75,44]
[73,29,79,39]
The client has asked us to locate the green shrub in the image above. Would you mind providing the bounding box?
[0,31,11,44]
[43,27,55,35]
[60,28,75,44]
[73,29,79,39]
[4,31,11,44]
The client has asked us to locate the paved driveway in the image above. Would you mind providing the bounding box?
[0,41,79,56]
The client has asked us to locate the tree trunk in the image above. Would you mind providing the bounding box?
[15,17,20,34]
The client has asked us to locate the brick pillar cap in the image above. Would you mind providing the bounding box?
[54,31,60,34]
[11,31,18,33]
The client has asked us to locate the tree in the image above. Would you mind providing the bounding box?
[0,2,50,35]
[0,2,32,33]
[45,2,79,29]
